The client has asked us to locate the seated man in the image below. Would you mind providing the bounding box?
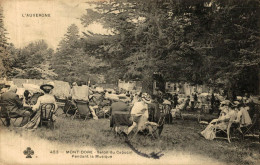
[125,93,151,136]
[110,100,132,133]
[1,85,31,127]
[70,82,98,120]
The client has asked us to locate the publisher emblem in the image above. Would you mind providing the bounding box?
[23,147,34,158]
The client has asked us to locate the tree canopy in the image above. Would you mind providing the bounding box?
[79,0,260,95]
[0,1,259,96]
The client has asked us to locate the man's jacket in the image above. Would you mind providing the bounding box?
[1,91,23,113]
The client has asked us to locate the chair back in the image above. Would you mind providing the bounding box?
[75,100,90,117]
[40,103,55,120]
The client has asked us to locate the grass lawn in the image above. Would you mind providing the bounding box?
[2,108,260,165]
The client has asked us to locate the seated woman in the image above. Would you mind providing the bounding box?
[200,100,239,140]
[23,82,57,129]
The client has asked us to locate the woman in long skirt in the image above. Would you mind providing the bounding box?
[23,82,57,129]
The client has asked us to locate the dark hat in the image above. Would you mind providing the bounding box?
[40,82,54,91]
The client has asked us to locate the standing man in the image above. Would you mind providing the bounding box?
[1,85,31,127]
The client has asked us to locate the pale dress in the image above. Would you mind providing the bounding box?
[23,94,57,129]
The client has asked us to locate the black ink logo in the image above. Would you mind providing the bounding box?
[23,147,34,158]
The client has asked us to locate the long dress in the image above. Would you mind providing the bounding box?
[23,94,57,129]
[201,110,238,140]
[23,111,41,129]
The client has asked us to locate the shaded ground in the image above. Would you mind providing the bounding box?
[1,108,259,165]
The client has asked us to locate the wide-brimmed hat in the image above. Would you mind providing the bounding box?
[40,81,54,91]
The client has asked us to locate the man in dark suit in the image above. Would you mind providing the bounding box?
[1,85,31,126]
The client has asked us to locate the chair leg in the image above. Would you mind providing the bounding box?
[11,118,18,125]
[65,105,72,117]
[0,118,7,126]
[51,122,55,130]
[72,111,77,120]
[227,125,232,143]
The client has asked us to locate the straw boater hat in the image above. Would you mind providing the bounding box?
[40,82,54,91]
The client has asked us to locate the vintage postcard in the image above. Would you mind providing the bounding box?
[0,0,259,164]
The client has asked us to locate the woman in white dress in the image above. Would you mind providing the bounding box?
[23,82,57,129]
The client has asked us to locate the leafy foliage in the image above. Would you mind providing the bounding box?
[0,1,259,96]
[80,0,260,95]
[51,24,109,84]
[0,6,12,77]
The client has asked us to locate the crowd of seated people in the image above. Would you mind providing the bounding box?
[1,80,258,137]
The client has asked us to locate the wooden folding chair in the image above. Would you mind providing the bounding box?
[63,100,77,117]
[241,113,259,141]
[145,113,166,139]
[39,103,56,129]
[73,100,91,120]
[55,97,66,111]
[213,119,240,143]
[160,104,172,124]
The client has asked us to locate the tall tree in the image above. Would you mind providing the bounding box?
[0,6,12,77]
[52,24,109,83]
[12,40,55,79]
